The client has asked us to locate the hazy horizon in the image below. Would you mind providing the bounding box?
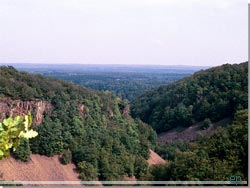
[0,61,245,68]
[0,0,247,66]
[0,62,212,67]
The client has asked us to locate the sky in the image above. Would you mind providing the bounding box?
[0,0,247,66]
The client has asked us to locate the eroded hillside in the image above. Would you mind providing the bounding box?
[0,155,80,181]
[0,66,157,181]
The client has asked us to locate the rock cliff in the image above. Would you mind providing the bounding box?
[0,98,53,125]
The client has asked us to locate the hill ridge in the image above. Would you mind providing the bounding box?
[131,62,248,133]
[0,66,157,181]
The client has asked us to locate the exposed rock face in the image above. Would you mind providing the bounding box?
[121,106,130,117]
[0,98,53,125]
[79,104,89,117]
[108,109,114,118]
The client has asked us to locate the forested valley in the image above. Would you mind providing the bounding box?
[0,62,248,182]
[131,62,248,181]
[12,64,204,101]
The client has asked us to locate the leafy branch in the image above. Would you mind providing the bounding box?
[0,113,38,159]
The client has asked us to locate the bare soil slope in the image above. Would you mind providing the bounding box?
[0,154,80,181]
[158,118,232,143]
[147,149,166,166]
[0,150,165,181]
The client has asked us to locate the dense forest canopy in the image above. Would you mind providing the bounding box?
[147,109,248,181]
[0,66,157,180]
[131,62,248,133]
[0,62,248,182]
[129,62,248,182]
[43,71,188,101]
[7,64,204,101]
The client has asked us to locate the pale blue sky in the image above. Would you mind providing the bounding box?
[0,0,247,66]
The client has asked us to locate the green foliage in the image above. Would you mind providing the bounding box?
[77,161,98,180]
[131,62,248,181]
[32,118,64,156]
[0,113,37,159]
[155,141,189,161]
[148,109,248,181]
[131,62,248,133]
[0,66,156,180]
[13,138,31,162]
[43,71,188,101]
[201,118,212,130]
[60,149,72,165]
[134,156,149,179]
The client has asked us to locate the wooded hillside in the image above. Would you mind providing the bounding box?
[131,62,248,133]
[0,66,157,181]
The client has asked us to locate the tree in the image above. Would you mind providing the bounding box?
[134,156,149,179]
[36,118,63,156]
[13,138,31,162]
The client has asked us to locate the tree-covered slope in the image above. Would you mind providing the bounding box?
[131,62,248,133]
[0,66,157,180]
[147,109,248,181]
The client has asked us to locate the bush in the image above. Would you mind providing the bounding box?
[201,118,212,130]
[0,171,3,180]
[134,156,149,179]
[60,149,72,165]
[77,161,98,180]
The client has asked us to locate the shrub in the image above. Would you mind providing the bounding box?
[60,149,72,165]
[201,118,212,130]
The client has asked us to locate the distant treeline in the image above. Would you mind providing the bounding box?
[7,64,202,101]
[43,71,189,101]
